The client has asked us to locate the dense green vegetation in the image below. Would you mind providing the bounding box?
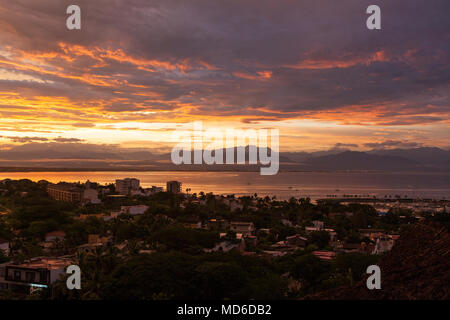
[49,245,382,300]
[2,178,440,300]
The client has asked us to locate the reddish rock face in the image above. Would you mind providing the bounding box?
[309,222,450,300]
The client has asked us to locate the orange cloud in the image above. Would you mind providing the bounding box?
[287,50,389,70]
[233,70,272,80]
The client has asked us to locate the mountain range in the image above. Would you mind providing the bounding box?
[0,143,449,172]
[283,147,450,171]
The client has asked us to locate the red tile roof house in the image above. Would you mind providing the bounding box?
[44,231,66,243]
[312,250,336,261]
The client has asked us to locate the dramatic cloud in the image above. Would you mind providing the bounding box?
[0,136,85,143]
[52,137,84,143]
[363,140,423,149]
[0,136,49,143]
[334,143,359,149]
[0,0,448,150]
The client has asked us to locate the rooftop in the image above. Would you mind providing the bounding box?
[47,183,82,192]
[12,257,72,270]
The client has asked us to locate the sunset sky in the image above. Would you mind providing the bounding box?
[0,0,449,154]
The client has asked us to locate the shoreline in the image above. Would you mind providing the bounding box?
[0,168,446,174]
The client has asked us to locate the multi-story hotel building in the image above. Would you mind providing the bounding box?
[115,178,140,195]
[47,184,83,203]
[166,181,182,193]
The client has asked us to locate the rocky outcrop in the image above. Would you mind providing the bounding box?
[311,222,450,300]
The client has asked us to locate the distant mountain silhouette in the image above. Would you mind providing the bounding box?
[369,147,450,166]
[301,151,417,170]
[0,142,449,172]
[283,148,349,163]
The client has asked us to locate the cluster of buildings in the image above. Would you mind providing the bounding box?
[46,178,183,204]
[3,177,444,297]
[0,228,131,295]
[179,195,404,259]
[339,198,449,215]
[114,178,181,196]
[0,230,122,295]
[42,179,185,247]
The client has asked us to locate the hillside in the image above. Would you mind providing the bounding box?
[311,222,450,300]
[302,151,417,170]
[370,147,450,166]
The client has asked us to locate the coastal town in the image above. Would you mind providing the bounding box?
[0,177,448,299]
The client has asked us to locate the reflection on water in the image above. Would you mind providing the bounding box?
[0,171,449,200]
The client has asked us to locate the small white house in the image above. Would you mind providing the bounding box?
[83,188,101,204]
[120,205,149,215]
[0,239,9,255]
[373,236,394,254]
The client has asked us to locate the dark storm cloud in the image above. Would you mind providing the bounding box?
[52,137,84,143]
[0,0,448,124]
[363,140,422,149]
[334,143,359,148]
[0,136,49,143]
[0,136,85,143]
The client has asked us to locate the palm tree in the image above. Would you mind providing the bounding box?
[126,239,140,256]
[78,246,106,300]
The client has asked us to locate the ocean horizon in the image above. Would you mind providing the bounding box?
[1,171,449,200]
